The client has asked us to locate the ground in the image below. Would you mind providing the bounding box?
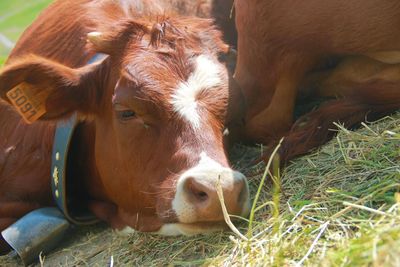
[1,2,400,266]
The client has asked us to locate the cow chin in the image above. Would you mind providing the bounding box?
[117,222,228,236]
[157,222,228,236]
[114,208,230,236]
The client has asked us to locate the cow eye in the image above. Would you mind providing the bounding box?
[116,110,136,121]
[113,103,137,121]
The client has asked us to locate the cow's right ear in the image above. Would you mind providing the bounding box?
[0,55,109,123]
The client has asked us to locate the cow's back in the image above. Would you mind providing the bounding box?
[236,0,400,59]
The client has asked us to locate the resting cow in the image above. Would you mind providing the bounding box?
[233,0,400,161]
[0,0,251,253]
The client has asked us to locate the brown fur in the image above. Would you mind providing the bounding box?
[233,0,400,163]
[0,0,242,254]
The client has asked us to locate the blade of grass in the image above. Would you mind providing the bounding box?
[216,176,248,241]
[247,138,283,238]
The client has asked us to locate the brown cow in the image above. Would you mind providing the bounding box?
[233,0,400,161]
[0,0,250,253]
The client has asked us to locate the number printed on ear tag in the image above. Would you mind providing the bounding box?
[6,83,48,124]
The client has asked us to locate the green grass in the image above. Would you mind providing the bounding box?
[0,0,52,65]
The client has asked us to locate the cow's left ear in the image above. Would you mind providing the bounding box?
[219,47,237,73]
[0,55,109,123]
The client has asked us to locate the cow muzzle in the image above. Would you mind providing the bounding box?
[171,152,250,225]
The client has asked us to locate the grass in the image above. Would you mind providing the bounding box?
[0,0,52,65]
[0,2,399,266]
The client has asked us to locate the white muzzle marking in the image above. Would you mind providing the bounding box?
[171,152,248,223]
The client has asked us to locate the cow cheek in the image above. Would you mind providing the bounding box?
[93,123,129,204]
[93,126,158,215]
[155,174,179,223]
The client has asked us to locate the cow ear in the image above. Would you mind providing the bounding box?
[219,47,237,73]
[0,55,109,123]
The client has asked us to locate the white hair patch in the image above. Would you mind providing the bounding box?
[115,226,136,236]
[171,55,223,129]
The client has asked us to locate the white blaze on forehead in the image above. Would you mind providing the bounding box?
[171,55,223,129]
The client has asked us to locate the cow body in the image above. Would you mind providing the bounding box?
[234,0,400,160]
[0,0,250,253]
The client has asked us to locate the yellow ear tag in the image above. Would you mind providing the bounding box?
[6,82,48,124]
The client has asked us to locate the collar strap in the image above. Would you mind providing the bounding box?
[51,54,106,225]
[51,113,98,225]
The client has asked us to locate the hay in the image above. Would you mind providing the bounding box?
[1,113,399,266]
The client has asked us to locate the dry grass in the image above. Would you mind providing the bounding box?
[1,113,399,267]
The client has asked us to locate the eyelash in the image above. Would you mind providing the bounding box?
[116,110,136,121]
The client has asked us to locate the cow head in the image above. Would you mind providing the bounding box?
[0,17,249,235]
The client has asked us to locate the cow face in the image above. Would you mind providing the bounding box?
[0,18,250,235]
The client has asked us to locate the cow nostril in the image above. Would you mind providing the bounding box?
[185,177,210,203]
[196,191,208,202]
[190,184,209,202]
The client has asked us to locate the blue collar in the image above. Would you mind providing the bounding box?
[50,54,105,225]
[50,113,98,225]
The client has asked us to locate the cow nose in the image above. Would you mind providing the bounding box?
[173,168,250,224]
[184,172,249,220]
